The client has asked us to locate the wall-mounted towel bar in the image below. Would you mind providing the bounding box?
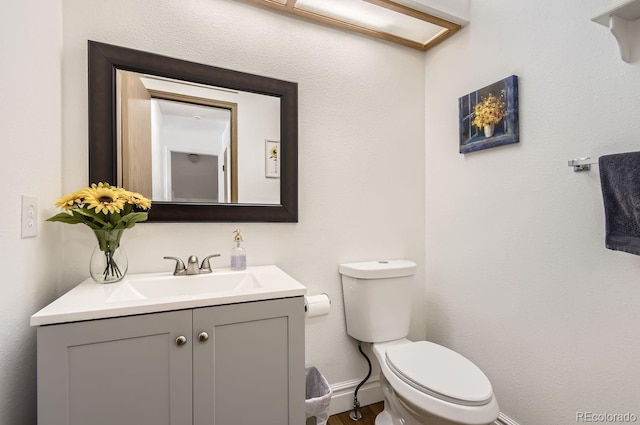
[568,157,598,172]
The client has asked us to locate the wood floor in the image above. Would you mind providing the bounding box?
[327,402,384,425]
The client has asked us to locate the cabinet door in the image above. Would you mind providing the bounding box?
[193,297,305,425]
[37,310,192,425]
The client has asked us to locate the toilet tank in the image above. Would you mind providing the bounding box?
[339,260,417,343]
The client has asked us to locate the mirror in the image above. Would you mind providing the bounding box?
[88,41,298,222]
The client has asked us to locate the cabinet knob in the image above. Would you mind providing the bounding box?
[198,332,209,342]
[175,335,188,346]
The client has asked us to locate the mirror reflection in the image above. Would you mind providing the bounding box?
[117,70,281,205]
[88,40,298,222]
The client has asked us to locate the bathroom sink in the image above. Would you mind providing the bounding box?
[107,271,262,302]
[30,265,307,326]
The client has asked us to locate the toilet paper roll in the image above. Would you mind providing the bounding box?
[304,294,331,318]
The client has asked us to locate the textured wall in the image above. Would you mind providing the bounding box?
[0,1,62,424]
[61,0,426,397]
[424,0,640,423]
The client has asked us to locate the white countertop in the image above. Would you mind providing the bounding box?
[31,265,306,326]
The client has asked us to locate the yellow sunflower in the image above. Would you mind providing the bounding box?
[121,190,152,210]
[82,183,126,214]
[54,190,84,210]
[269,145,278,159]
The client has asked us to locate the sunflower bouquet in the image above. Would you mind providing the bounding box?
[48,182,151,283]
[472,91,508,129]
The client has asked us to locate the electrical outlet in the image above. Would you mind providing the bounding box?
[21,195,38,238]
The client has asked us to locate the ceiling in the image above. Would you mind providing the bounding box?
[239,0,469,51]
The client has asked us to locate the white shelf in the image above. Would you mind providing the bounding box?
[592,0,640,63]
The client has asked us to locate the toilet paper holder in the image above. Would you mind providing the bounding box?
[304,294,331,318]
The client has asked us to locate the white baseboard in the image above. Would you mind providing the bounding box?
[495,412,520,425]
[328,374,383,416]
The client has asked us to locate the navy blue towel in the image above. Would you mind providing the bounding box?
[599,151,640,255]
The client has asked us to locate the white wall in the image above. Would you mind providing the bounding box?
[424,0,640,423]
[235,91,281,204]
[61,0,426,405]
[9,1,640,423]
[0,1,62,424]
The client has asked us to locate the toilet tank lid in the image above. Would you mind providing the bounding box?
[339,260,417,279]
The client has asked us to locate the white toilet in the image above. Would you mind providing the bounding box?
[339,260,499,425]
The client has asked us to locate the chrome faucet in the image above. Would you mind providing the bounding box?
[164,254,221,276]
[185,255,200,275]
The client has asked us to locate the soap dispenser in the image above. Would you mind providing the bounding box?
[230,229,247,271]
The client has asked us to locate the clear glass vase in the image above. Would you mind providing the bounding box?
[90,229,128,284]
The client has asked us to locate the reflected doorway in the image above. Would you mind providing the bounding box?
[170,152,220,202]
[118,70,239,203]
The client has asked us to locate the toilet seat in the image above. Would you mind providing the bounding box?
[385,341,493,407]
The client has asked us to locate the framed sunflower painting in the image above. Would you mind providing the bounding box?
[265,140,280,178]
[458,75,519,154]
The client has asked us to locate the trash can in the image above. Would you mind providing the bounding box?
[305,366,332,425]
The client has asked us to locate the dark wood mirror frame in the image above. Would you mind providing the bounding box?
[88,40,298,222]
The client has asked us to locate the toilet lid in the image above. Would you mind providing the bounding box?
[385,341,493,406]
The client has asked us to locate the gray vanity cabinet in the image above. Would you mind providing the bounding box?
[193,298,305,425]
[37,297,305,425]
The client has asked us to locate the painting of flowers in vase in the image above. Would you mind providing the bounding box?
[458,75,519,154]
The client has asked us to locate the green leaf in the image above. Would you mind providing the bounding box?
[46,213,85,225]
[120,212,148,229]
[74,208,108,227]
[109,213,122,226]
[67,211,99,229]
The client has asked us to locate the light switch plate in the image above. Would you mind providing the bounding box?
[21,195,38,238]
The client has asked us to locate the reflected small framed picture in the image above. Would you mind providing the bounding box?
[265,140,280,178]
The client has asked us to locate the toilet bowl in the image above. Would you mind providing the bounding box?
[372,339,499,425]
[339,260,499,425]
